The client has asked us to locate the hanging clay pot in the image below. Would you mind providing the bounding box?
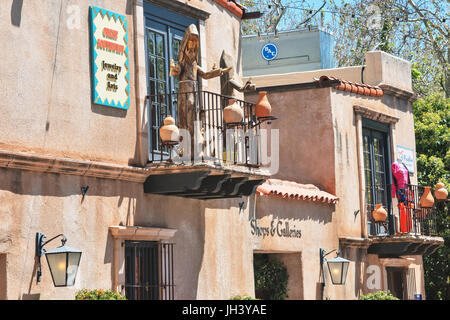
[255,91,272,118]
[159,115,179,143]
[420,186,435,208]
[434,182,448,200]
[223,99,244,124]
[372,203,388,222]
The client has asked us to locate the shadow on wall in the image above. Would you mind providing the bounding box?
[382,94,412,114]
[0,167,139,199]
[354,247,364,299]
[257,196,334,225]
[11,0,23,27]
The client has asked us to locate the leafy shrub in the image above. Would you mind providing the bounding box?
[230,295,258,300]
[75,289,126,300]
[254,254,289,300]
[359,290,399,300]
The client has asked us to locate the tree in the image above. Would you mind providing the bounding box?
[241,0,449,97]
[414,93,450,300]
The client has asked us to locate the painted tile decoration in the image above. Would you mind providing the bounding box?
[89,6,130,110]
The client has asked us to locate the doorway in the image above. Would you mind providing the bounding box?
[386,267,406,299]
[253,252,303,300]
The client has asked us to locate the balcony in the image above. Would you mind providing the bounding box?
[365,184,445,257]
[143,90,276,199]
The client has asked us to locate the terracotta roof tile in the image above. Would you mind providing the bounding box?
[315,75,383,97]
[214,0,244,18]
[256,179,339,204]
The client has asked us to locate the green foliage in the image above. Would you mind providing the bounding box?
[230,294,259,300]
[413,93,450,300]
[253,254,289,300]
[359,290,399,300]
[75,289,127,300]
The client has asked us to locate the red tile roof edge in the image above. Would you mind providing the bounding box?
[315,75,384,97]
[214,0,244,19]
[256,179,339,204]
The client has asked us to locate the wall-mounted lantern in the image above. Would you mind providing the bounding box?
[36,232,82,287]
[320,248,350,286]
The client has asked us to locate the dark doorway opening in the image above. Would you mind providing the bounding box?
[253,253,289,300]
[386,267,406,300]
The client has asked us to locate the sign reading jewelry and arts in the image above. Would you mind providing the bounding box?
[250,218,302,239]
[89,6,130,109]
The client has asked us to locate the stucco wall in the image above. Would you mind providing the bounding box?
[246,87,336,194]
[254,196,341,299]
[0,0,242,166]
[0,167,256,300]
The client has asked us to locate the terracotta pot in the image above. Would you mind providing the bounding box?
[372,203,387,222]
[420,186,435,208]
[159,115,179,142]
[255,91,271,118]
[434,182,448,200]
[223,99,244,123]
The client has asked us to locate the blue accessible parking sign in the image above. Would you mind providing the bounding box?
[261,43,278,61]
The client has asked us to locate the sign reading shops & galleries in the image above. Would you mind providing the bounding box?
[89,6,130,110]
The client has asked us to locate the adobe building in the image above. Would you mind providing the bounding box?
[0,0,445,301]
[244,50,445,300]
[0,0,271,300]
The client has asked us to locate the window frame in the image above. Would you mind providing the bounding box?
[143,2,198,158]
[109,226,177,299]
[362,118,394,235]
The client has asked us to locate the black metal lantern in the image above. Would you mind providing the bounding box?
[36,233,82,287]
[326,256,350,285]
[320,248,351,286]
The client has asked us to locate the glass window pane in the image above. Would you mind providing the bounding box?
[147,31,155,55]
[150,80,156,96]
[67,252,81,286]
[157,58,165,81]
[45,253,66,286]
[156,34,164,56]
[149,56,156,79]
[172,38,180,61]
[158,82,165,94]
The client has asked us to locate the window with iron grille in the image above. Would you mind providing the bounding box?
[124,241,175,300]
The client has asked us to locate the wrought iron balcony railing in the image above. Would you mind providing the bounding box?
[146,90,275,169]
[366,184,440,237]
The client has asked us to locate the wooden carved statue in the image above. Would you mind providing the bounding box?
[169,24,230,160]
[220,49,256,97]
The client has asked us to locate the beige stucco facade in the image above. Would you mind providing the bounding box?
[0,0,257,300]
[244,51,442,300]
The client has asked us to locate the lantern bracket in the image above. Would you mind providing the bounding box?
[35,232,67,282]
[319,248,338,266]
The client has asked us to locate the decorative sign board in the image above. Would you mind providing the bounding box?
[396,145,415,173]
[261,43,278,61]
[89,6,130,109]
